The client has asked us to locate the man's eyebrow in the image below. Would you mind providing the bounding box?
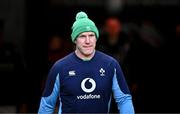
[79,34,86,37]
[79,33,95,37]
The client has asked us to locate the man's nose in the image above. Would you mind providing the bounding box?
[85,36,90,43]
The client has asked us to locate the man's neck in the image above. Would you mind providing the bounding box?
[75,50,95,61]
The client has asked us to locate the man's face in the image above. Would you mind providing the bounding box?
[75,32,97,58]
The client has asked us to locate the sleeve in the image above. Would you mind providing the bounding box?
[38,63,61,114]
[112,62,135,114]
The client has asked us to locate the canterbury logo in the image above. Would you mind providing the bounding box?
[81,78,96,93]
[69,71,76,76]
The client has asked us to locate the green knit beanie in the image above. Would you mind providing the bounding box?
[71,11,99,43]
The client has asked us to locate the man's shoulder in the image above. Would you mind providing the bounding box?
[53,52,74,66]
[96,50,118,63]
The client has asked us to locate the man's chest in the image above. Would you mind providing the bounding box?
[60,65,114,97]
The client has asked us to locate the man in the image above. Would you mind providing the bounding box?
[38,11,135,114]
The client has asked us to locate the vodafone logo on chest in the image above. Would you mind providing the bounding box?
[81,78,96,93]
[77,77,101,100]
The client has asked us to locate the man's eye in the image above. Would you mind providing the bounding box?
[89,34,95,37]
[79,35,86,38]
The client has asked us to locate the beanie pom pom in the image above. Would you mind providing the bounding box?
[76,11,88,20]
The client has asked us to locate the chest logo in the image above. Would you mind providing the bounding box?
[99,68,105,76]
[81,78,96,93]
[69,70,76,76]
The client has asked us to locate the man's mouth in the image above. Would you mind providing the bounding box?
[83,46,92,48]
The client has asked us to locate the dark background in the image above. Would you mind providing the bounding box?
[0,0,180,113]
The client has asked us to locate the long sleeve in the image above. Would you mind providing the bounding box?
[112,68,135,114]
[38,71,61,114]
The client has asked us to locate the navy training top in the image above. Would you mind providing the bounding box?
[38,51,134,114]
